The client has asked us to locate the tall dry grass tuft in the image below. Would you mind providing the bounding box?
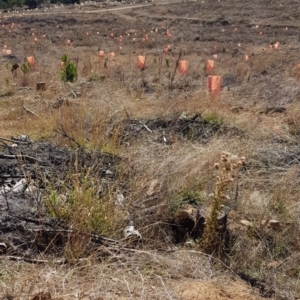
[201,152,245,258]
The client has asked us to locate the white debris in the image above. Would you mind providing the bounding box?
[12,135,33,143]
[123,222,142,239]
[19,135,29,141]
[115,193,125,206]
[0,185,11,194]
[58,194,67,202]
[146,179,161,196]
[25,184,38,194]
[12,179,27,193]
[240,220,253,227]
[0,242,7,249]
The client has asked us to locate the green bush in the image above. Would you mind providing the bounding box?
[60,54,77,82]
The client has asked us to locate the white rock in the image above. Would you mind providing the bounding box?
[12,179,27,193]
[115,193,125,206]
[0,185,11,194]
[146,179,161,196]
[25,184,38,194]
[124,222,142,239]
[240,219,253,227]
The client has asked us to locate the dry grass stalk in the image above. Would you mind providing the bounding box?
[201,152,245,257]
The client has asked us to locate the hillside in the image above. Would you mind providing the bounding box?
[1,0,300,299]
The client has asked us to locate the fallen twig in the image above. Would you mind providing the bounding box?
[123,276,133,300]
[18,87,31,90]
[0,154,46,164]
[9,214,119,245]
[23,106,41,119]
[137,120,152,133]
[66,90,77,98]
[0,136,28,144]
[53,123,81,148]
[2,255,70,264]
[28,228,118,245]
[71,90,77,98]
[158,275,173,300]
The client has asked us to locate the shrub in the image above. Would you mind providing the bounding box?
[60,54,77,82]
[20,62,31,86]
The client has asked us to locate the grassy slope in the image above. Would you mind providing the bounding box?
[1,0,300,299]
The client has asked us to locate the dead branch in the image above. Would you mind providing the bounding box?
[23,106,41,119]
[137,120,152,133]
[53,123,81,147]
[0,137,28,144]
[0,154,47,164]
[2,255,67,264]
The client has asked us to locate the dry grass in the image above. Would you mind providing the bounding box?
[1,250,226,300]
[0,1,300,299]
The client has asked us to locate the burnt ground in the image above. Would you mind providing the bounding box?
[0,113,235,259]
[120,113,242,145]
[0,136,122,258]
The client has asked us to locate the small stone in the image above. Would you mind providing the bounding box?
[146,179,161,196]
[110,277,119,282]
[123,222,142,239]
[25,184,38,194]
[240,220,253,227]
[184,239,196,248]
[115,193,125,206]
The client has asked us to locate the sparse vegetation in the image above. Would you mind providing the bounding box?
[0,0,300,299]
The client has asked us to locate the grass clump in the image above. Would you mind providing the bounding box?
[45,156,125,259]
[204,111,224,126]
[169,188,205,214]
[46,172,121,236]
